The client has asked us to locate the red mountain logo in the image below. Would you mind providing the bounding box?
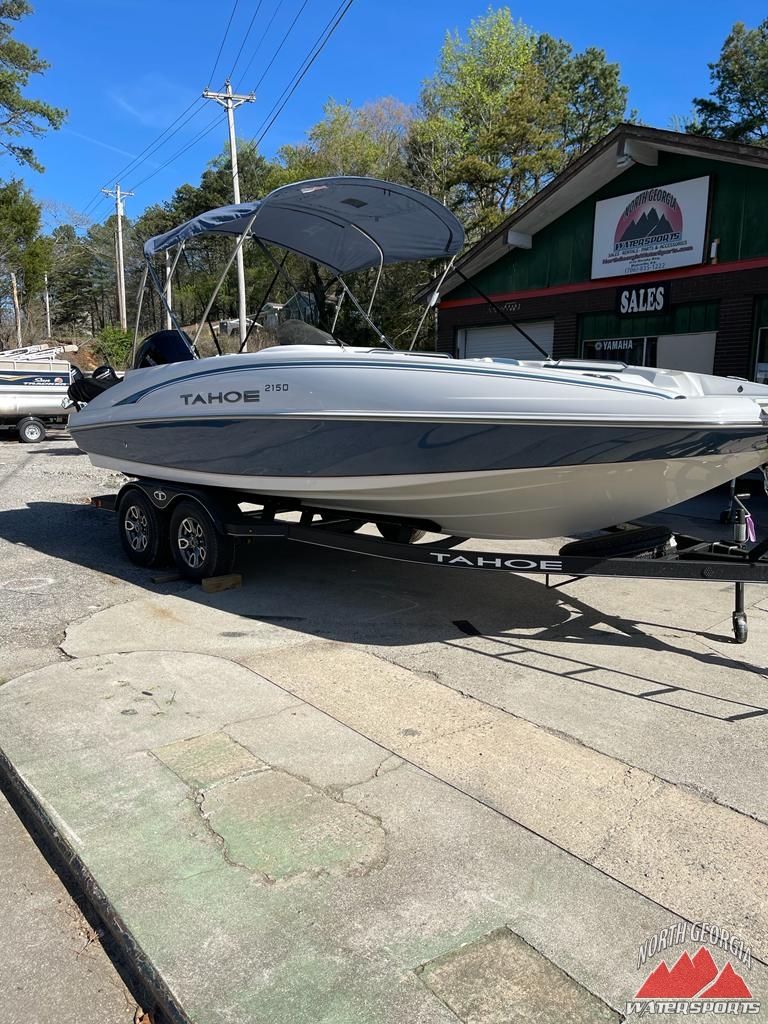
[636,948,752,999]
[699,962,753,999]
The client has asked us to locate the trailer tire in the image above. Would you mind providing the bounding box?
[170,499,236,581]
[17,416,46,443]
[376,523,426,544]
[117,489,169,567]
[559,526,674,559]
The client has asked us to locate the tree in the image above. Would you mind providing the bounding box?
[686,20,768,143]
[0,177,47,288]
[47,223,93,335]
[0,177,50,343]
[535,34,630,164]
[406,8,629,238]
[0,1,66,170]
[408,7,536,226]
[170,140,276,217]
[145,145,283,338]
[277,98,412,182]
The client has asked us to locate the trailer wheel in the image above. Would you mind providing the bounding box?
[170,499,235,581]
[117,489,169,567]
[17,416,46,443]
[733,612,748,644]
[559,526,674,559]
[376,523,426,544]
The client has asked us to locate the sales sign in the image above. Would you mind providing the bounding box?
[591,176,710,280]
[615,282,670,315]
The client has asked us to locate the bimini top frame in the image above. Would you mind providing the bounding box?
[136,176,465,357]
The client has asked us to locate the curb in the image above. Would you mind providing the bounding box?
[0,746,191,1024]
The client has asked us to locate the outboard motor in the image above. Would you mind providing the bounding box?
[68,364,121,407]
[133,329,196,368]
[276,320,338,347]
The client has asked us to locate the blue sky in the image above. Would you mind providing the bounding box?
[18,0,768,230]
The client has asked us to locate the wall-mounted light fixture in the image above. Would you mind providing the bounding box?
[616,139,658,168]
[505,230,532,249]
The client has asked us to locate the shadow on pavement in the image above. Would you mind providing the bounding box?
[2,499,767,717]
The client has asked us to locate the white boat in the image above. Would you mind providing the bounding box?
[69,177,768,539]
[0,344,74,441]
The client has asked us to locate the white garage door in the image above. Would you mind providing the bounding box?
[459,321,554,360]
[656,332,716,374]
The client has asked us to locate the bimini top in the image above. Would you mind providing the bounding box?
[143,176,465,274]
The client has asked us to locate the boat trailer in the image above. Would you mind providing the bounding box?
[93,479,768,645]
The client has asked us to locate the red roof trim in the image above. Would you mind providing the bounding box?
[438,255,768,310]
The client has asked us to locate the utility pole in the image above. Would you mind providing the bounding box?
[203,80,255,348]
[9,272,22,347]
[44,273,51,338]
[101,182,133,332]
[164,250,173,331]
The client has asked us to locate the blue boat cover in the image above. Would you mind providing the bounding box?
[143,177,464,273]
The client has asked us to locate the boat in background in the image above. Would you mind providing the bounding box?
[1,344,75,442]
[68,177,768,539]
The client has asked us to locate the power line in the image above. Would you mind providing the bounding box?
[206,0,240,89]
[123,1,335,195]
[101,183,134,330]
[94,0,354,210]
[227,0,264,83]
[202,81,256,346]
[254,0,311,92]
[252,0,354,147]
[81,97,207,217]
[125,112,224,192]
[83,0,250,218]
[85,2,291,212]
[233,0,288,92]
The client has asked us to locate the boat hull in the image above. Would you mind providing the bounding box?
[81,445,765,539]
[0,362,72,419]
[69,350,768,539]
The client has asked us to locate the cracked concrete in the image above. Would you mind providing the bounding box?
[4,441,768,1023]
[153,731,270,791]
[240,642,768,958]
[15,644,768,1023]
[199,768,388,882]
[154,729,390,883]
[418,927,621,1023]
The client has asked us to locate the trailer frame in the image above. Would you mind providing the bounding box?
[91,478,768,644]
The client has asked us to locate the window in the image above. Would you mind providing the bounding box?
[755,327,768,384]
[582,337,657,366]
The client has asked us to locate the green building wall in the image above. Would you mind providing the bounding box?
[451,151,768,302]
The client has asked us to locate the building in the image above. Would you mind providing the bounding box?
[433,125,768,382]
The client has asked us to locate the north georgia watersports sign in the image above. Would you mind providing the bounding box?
[592,176,710,280]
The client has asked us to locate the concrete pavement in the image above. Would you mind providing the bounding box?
[0,786,139,1024]
[2,435,768,1022]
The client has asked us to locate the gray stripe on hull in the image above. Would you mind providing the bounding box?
[71,416,768,478]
